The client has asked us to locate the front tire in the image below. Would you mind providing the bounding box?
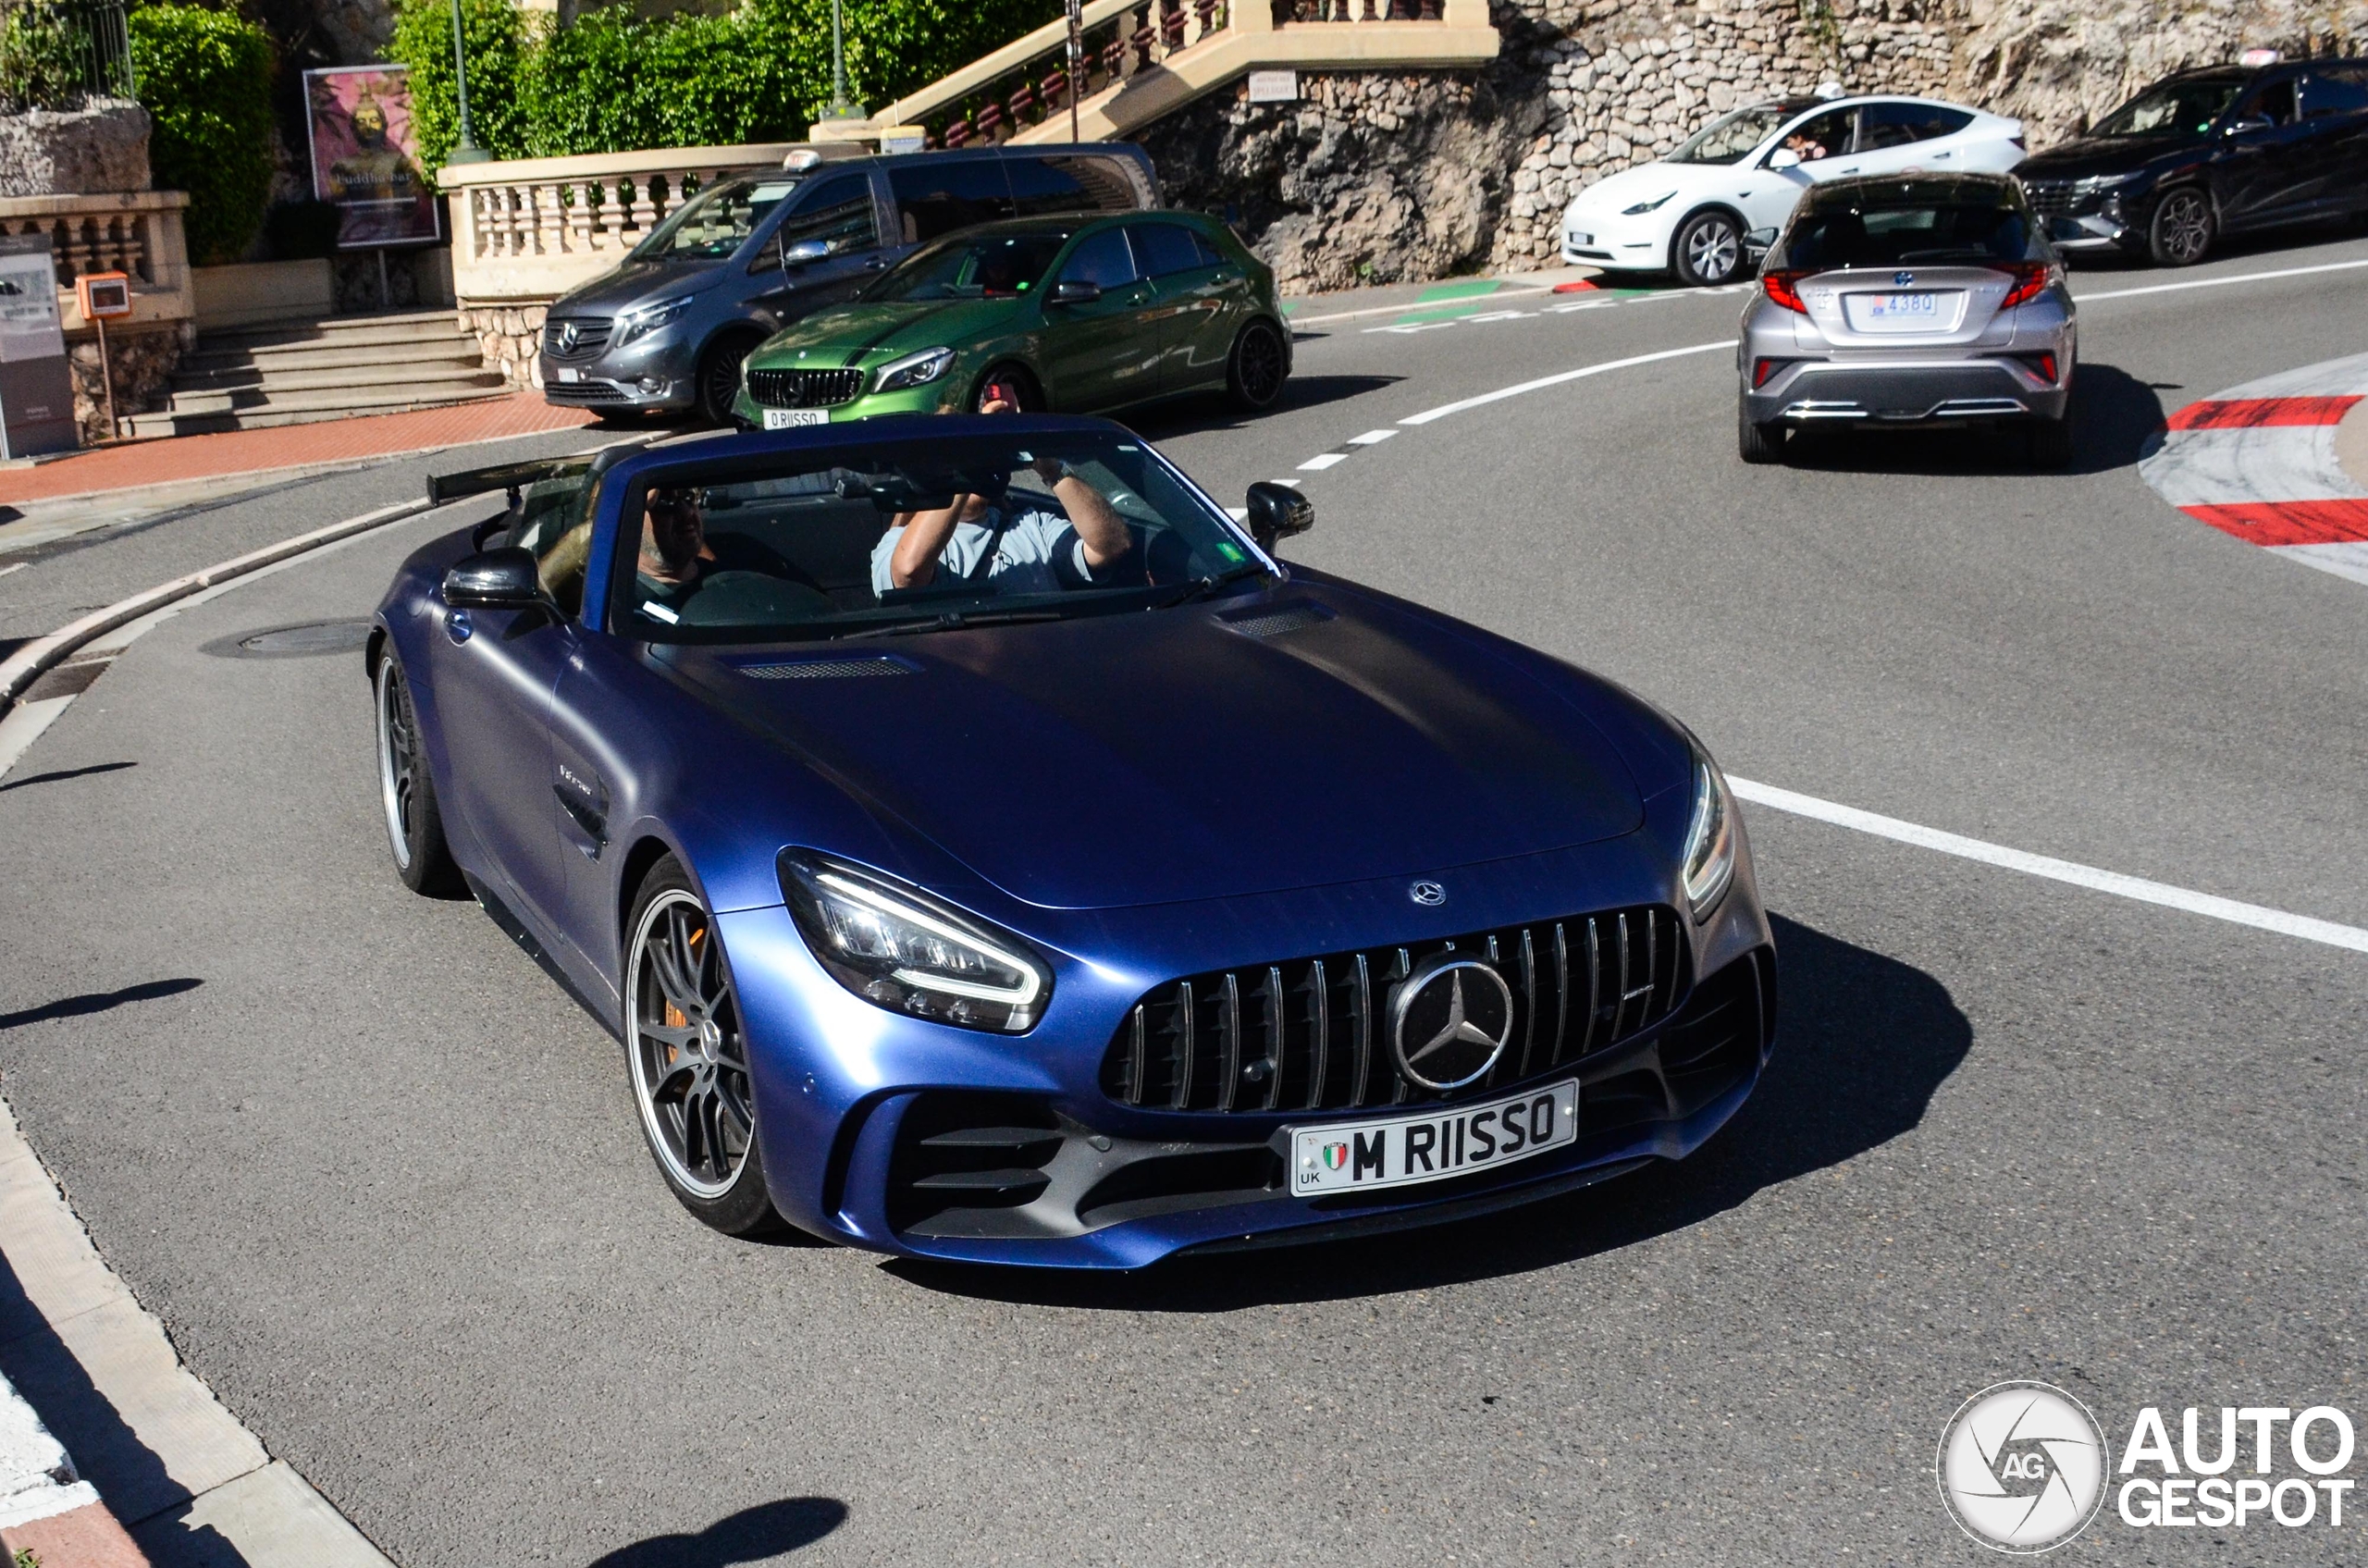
[374,650,462,895]
[1738,402,1785,464]
[695,330,764,426]
[1672,210,1745,287]
[973,363,1042,412]
[1226,318,1289,412]
[623,858,781,1236]
[2148,189,2214,266]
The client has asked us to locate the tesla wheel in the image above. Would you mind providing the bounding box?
[1672,210,1745,287]
[1226,319,1289,412]
[373,650,461,896]
[2028,413,2075,469]
[1737,401,1785,464]
[2148,190,2214,266]
[974,364,1040,412]
[623,858,781,1236]
[695,330,763,426]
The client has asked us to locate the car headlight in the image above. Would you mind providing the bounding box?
[1622,191,1678,216]
[778,851,1051,1032]
[873,346,956,394]
[611,295,697,349]
[1680,753,1737,920]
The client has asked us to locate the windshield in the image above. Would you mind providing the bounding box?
[1774,193,2038,270]
[862,230,1069,302]
[1668,105,1794,164]
[2090,77,2245,137]
[604,429,1268,643]
[629,174,802,260]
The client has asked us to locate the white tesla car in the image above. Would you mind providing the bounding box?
[1559,93,2026,286]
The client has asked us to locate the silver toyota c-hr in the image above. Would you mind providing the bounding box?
[1737,172,2076,467]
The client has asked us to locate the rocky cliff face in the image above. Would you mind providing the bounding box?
[0,102,151,198]
[1141,0,2362,290]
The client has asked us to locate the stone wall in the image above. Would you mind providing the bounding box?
[67,323,188,445]
[1141,0,2363,290]
[0,102,151,199]
[462,303,550,388]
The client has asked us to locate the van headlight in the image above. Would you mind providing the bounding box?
[874,346,956,393]
[779,851,1050,1031]
[612,295,696,348]
[1680,753,1737,920]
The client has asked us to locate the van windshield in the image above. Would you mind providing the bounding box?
[630,175,803,260]
[862,231,1070,302]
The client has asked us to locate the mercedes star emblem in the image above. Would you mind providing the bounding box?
[1390,954,1514,1092]
[558,322,581,352]
[1409,881,1446,906]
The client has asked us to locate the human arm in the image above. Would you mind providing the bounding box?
[887,501,969,588]
[1031,462,1132,574]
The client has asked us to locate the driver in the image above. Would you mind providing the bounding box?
[872,397,1136,594]
[635,487,813,617]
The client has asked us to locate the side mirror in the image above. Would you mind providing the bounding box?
[1244,481,1313,552]
[1767,146,1803,170]
[1048,278,1103,305]
[782,237,832,265]
[442,548,546,610]
[2223,114,2275,137]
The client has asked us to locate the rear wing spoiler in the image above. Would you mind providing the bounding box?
[425,456,585,508]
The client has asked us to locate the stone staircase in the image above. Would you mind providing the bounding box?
[126,311,510,438]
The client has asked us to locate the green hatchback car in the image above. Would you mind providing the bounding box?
[731,211,1290,428]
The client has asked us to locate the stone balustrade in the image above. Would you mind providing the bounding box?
[0,188,191,333]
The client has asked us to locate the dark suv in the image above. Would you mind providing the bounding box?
[540,143,1157,423]
[2016,56,2368,265]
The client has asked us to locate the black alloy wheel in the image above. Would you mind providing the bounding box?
[1672,210,1745,287]
[974,364,1040,412]
[1227,318,1289,412]
[695,330,764,426]
[373,650,461,895]
[2149,190,2214,267]
[623,858,780,1235]
[1737,401,1786,464]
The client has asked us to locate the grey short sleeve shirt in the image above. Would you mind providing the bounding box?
[870,503,1102,597]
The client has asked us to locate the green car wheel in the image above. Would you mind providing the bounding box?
[1227,320,1289,412]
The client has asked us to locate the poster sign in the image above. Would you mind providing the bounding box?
[1247,69,1300,104]
[0,235,66,364]
[303,66,439,248]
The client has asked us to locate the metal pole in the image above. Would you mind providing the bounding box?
[446,0,491,165]
[1066,0,1082,142]
[830,0,851,119]
[94,315,117,440]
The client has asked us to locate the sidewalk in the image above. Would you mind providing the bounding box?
[0,394,596,510]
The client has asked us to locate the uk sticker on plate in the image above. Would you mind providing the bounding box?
[763,408,829,429]
[1290,1080,1578,1195]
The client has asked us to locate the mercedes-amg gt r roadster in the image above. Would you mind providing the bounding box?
[369,416,1775,1267]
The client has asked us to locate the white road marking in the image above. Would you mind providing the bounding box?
[2074,255,2368,304]
[0,562,25,579]
[1398,340,1735,426]
[1731,776,2368,956]
[1227,506,1250,522]
[1348,429,1397,445]
[1297,452,1348,471]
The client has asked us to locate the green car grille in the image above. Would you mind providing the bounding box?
[748,367,866,408]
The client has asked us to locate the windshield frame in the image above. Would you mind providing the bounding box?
[857,226,1077,304]
[586,430,1280,644]
[627,172,807,263]
[1666,102,1808,166]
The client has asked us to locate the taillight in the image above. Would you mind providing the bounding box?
[1752,357,1789,388]
[2016,352,2058,384]
[1761,270,1808,314]
[1999,261,2058,310]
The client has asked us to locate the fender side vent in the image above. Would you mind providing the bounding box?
[1219,602,1333,638]
[738,657,915,679]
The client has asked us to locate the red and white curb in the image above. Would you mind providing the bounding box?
[2138,352,2368,586]
[0,1364,147,1565]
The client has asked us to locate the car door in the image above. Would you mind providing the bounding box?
[1036,226,1162,410]
[746,169,891,331]
[2299,65,2368,216]
[1127,218,1243,394]
[2214,76,2318,228]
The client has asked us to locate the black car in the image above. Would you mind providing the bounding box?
[2016,56,2368,265]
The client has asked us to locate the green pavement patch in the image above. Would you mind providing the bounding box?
[1413,279,1508,302]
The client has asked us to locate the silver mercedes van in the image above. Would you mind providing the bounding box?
[539,143,1158,423]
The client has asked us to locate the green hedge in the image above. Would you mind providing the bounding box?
[130,4,276,265]
[0,2,87,113]
[390,0,1057,175]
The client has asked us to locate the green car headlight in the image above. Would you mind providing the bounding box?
[874,347,956,394]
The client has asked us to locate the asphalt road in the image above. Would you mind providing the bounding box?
[1,230,2364,1566]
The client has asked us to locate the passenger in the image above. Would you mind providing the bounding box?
[872,397,1137,594]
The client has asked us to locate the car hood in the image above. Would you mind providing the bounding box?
[660,584,1648,910]
[554,256,727,316]
[752,297,1025,366]
[1566,161,1713,215]
[2016,133,2195,180]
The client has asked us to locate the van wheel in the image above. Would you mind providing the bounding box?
[695,330,764,426]
[974,364,1040,412]
[2148,190,2214,266]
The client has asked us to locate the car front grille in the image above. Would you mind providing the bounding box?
[747,367,865,408]
[1100,904,1690,1116]
[541,380,628,402]
[2021,180,2075,216]
[542,317,611,359]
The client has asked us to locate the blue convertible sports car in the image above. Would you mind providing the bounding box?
[369,416,1775,1267]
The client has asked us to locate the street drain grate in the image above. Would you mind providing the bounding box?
[204,620,375,660]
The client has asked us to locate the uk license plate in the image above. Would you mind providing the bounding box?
[763,408,829,428]
[1289,1080,1579,1196]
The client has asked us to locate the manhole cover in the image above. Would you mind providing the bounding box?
[204,620,373,659]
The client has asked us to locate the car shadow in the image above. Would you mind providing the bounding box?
[585,1497,849,1565]
[885,912,1971,1310]
[1123,374,1403,441]
[1778,361,2164,477]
